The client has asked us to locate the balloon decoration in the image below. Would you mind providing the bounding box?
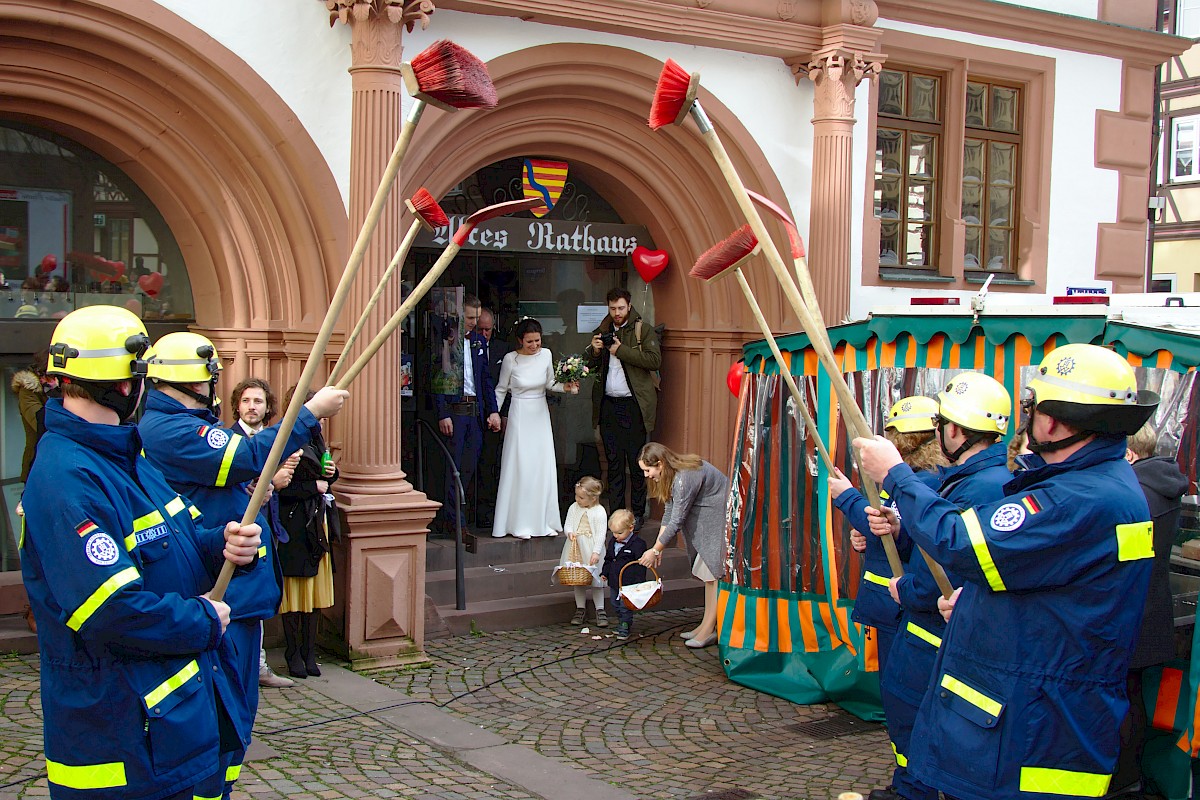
[39,254,58,274]
[138,272,164,297]
[726,358,745,397]
[631,246,669,283]
[124,298,143,316]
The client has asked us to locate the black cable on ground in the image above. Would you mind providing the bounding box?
[255,620,694,736]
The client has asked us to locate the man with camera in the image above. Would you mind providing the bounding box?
[587,288,661,530]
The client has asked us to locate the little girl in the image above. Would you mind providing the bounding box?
[557,476,608,627]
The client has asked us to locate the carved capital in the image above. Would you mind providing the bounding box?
[798,50,883,120]
[323,0,435,33]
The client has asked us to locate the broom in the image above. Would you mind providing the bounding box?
[208,41,497,602]
[333,197,543,390]
[690,227,834,473]
[651,60,952,590]
[329,188,448,384]
[745,189,828,334]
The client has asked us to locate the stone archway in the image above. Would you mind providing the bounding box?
[0,0,347,384]
[403,42,801,457]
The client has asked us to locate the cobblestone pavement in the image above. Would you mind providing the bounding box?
[0,607,895,799]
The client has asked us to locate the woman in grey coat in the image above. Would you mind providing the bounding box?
[636,441,729,648]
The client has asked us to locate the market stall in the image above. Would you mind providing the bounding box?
[719,307,1200,733]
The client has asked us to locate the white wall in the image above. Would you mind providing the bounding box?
[849,17,1125,319]
[151,0,353,206]
[1009,0,1099,20]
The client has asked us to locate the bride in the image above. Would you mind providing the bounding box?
[492,318,578,538]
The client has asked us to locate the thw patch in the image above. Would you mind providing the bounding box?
[205,427,230,450]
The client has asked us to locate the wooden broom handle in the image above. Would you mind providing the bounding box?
[335,238,464,390]
[695,116,915,583]
[329,219,421,384]
[698,118,958,598]
[209,105,425,602]
[735,269,834,472]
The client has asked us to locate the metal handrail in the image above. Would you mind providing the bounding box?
[414,417,467,610]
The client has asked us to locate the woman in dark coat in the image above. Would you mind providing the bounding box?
[276,386,340,679]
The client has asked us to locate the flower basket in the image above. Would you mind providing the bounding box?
[556,537,594,587]
[619,562,663,611]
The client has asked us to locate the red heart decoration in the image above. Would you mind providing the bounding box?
[138,272,164,297]
[39,254,57,274]
[726,359,745,397]
[632,246,669,283]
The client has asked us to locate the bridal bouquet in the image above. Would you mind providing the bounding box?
[554,354,589,384]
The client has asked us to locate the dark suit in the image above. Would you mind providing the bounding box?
[433,330,498,527]
[476,334,511,524]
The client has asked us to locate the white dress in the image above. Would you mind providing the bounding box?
[554,502,607,586]
[492,348,566,538]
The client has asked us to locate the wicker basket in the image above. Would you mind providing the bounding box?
[556,537,594,587]
[619,562,663,611]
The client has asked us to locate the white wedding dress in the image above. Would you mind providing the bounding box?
[492,348,565,538]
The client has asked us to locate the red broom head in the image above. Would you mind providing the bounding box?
[454,198,542,245]
[403,40,498,112]
[784,224,806,260]
[649,59,700,130]
[690,225,760,283]
[406,187,449,231]
[745,188,805,259]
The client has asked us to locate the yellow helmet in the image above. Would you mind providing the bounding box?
[1026,343,1157,435]
[146,332,221,384]
[937,371,1011,436]
[47,306,150,381]
[885,395,939,434]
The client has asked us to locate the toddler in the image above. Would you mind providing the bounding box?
[601,509,646,640]
[557,476,608,626]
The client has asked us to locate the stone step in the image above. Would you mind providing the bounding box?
[425,517,663,572]
[434,576,705,636]
[425,549,694,607]
[0,614,39,654]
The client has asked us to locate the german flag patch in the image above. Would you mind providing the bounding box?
[76,519,99,537]
[1021,493,1043,515]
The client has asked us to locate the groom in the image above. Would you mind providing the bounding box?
[434,293,501,540]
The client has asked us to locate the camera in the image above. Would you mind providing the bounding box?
[599,330,616,348]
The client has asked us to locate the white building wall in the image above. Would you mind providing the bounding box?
[151,1,1129,320]
[152,0,354,206]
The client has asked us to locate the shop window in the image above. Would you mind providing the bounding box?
[1171,116,1200,182]
[963,80,1021,272]
[0,122,193,323]
[875,69,943,268]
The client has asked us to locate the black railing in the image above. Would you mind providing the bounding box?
[413,418,467,610]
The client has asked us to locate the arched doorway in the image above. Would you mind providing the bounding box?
[402,42,802,458]
[0,0,347,369]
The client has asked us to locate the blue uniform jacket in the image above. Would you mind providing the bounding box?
[139,390,315,735]
[887,438,1153,800]
[834,471,936,632]
[21,401,250,800]
[884,443,1010,707]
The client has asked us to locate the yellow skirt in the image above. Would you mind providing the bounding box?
[279,552,334,614]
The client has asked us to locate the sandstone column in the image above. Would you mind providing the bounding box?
[322,0,438,669]
[794,5,884,323]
